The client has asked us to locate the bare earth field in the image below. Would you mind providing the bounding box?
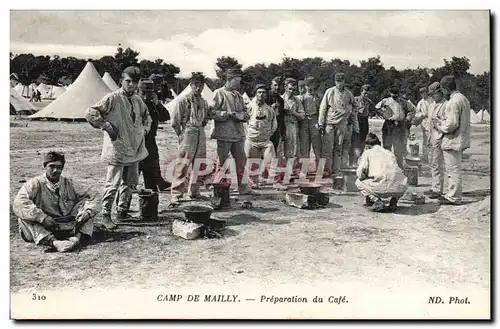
[9,118,491,313]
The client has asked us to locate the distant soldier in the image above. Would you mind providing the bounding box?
[432,75,471,205]
[210,68,255,195]
[297,77,322,167]
[137,79,171,192]
[266,77,286,154]
[281,78,305,161]
[414,86,434,162]
[245,84,277,187]
[375,86,415,169]
[86,66,151,229]
[170,73,210,203]
[352,84,374,161]
[318,72,355,176]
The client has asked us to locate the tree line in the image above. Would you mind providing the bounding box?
[10,46,490,111]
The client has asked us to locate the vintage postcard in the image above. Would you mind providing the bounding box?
[9,9,491,320]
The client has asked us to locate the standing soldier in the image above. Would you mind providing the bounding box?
[414,86,434,162]
[210,68,254,195]
[297,77,322,168]
[375,86,416,169]
[149,74,164,102]
[86,66,151,229]
[352,84,374,161]
[266,77,286,154]
[137,79,171,192]
[282,78,305,162]
[170,73,210,203]
[318,72,355,177]
[424,82,448,200]
[432,75,471,205]
[245,84,277,188]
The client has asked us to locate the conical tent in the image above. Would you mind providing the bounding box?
[46,85,66,99]
[35,83,51,99]
[166,83,215,112]
[10,88,37,115]
[14,83,35,98]
[102,72,119,91]
[480,110,490,122]
[30,62,112,120]
[470,109,481,124]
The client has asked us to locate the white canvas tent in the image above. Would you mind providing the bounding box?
[166,83,215,112]
[45,85,66,99]
[35,83,52,99]
[30,62,112,120]
[102,72,119,91]
[477,109,490,123]
[10,88,37,115]
[14,83,35,98]
[470,109,481,124]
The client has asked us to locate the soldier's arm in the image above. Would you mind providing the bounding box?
[208,90,229,122]
[318,89,331,126]
[86,93,114,130]
[13,179,50,223]
[437,101,460,134]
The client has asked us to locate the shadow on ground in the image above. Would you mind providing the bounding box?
[392,202,441,216]
[224,213,291,226]
[87,229,145,245]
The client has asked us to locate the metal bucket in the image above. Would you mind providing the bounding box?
[341,168,358,193]
[333,176,344,190]
[404,165,419,186]
[212,183,231,207]
[139,189,159,220]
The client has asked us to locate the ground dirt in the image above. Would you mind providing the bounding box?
[10,118,490,298]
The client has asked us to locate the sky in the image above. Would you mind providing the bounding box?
[10,10,491,78]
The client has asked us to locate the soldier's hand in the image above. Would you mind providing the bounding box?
[103,122,118,141]
[318,125,326,136]
[76,211,91,224]
[42,216,57,229]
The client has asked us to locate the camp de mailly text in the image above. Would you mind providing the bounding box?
[157,294,348,304]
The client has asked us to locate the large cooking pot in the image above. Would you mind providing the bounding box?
[299,182,322,195]
[181,203,214,224]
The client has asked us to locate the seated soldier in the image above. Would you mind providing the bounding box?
[13,152,98,252]
[355,133,409,212]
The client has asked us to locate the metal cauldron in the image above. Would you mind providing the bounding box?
[299,182,322,195]
[181,203,214,225]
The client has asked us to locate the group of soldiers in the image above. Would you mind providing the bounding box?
[12,65,471,252]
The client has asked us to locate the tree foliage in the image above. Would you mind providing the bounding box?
[10,49,490,111]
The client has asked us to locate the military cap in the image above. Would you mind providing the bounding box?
[390,86,400,95]
[440,75,456,89]
[428,82,441,95]
[361,84,371,91]
[43,151,65,167]
[122,66,142,81]
[254,83,267,93]
[190,72,206,84]
[304,76,315,86]
[298,80,305,86]
[284,78,297,86]
[226,68,242,80]
[138,79,155,92]
[334,73,345,81]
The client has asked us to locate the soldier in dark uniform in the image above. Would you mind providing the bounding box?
[266,76,286,154]
[149,74,164,102]
[138,79,171,191]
